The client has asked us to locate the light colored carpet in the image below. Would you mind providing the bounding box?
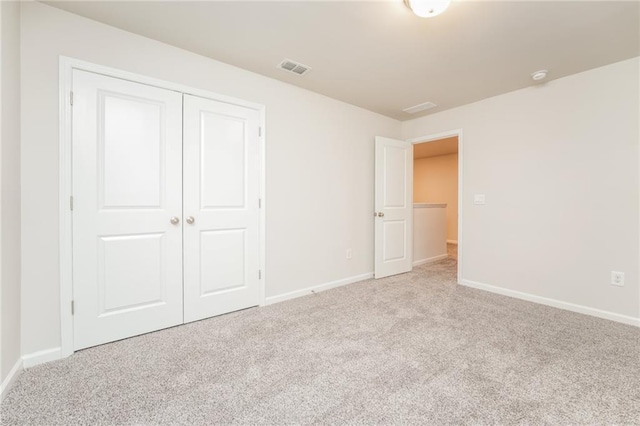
[2,259,639,425]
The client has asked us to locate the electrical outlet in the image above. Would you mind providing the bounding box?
[346,249,353,260]
[611,271,625,287]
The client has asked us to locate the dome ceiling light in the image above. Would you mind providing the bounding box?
[404,0,451,18]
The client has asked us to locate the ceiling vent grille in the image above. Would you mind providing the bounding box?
[278,59,311,76]
[403,101,437,114]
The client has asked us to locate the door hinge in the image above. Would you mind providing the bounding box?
[258,198,262,208]
[70,91,74,106]
[258,126,262,137]
[70,196,74,211]
[259,270,262,279]
[71,300,75,315]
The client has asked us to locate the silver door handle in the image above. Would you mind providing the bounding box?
[186,216,195,225]
[377,212,385,217]
[170,216,180,225]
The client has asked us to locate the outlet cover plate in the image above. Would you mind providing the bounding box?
[611,271,625,287]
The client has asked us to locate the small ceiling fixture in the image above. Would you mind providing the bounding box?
[404,0,451,18]
[531,70,548,81]
[403,101,437,114]
[278,58,311,76]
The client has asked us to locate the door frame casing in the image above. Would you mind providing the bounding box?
[59,56,267,358]
[406,129,463,284]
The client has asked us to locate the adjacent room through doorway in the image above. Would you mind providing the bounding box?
[412,135,459,278]
[373,133,461,281]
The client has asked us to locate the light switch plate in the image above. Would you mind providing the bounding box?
[474,194,486,205]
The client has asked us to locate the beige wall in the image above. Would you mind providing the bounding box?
[414,153,458,241]
[403,57,639,322]
[413,206,447,263]
[1,0,22,393]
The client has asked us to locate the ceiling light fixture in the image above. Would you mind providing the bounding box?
[531,70,548,81]
[404,0,451,18]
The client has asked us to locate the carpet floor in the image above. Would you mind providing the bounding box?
[2,259,639,425]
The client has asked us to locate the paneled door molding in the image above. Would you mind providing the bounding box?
[374,136,414,279]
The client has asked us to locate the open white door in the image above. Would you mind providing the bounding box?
[374,136,413,279]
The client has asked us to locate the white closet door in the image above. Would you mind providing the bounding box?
[72,70,184,350]
[183,94,260,323]
[374,136,413,278]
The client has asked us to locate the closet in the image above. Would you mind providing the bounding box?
[71,69,261,350]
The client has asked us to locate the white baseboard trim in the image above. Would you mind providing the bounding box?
[0,358,23,402]
[413,254,448,267]
[22,347,62,368]
[265,272,374,306]
[446,240,458,245]
[461,279,640,327]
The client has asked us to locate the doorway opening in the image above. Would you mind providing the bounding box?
[411,133,461,282]
[373,131,462,282]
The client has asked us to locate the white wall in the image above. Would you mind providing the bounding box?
[20,3,401,356]
[1,0,22,394]
[413,205,447,265]
[403,58,640,322]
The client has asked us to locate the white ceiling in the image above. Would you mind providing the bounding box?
[44,0,640,120]
[414,136,458,159]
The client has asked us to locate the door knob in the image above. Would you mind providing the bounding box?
[377,212,385,217]
[170,216,180,225]
[186,216,195,225]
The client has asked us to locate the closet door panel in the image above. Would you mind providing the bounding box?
[72,70,184,350]
[183,95,260,323]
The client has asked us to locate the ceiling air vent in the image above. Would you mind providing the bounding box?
[403,101,437,114]
[278,59,311,76]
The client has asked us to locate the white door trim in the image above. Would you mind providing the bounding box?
[406,129,463,284]
[59,56,267,358]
